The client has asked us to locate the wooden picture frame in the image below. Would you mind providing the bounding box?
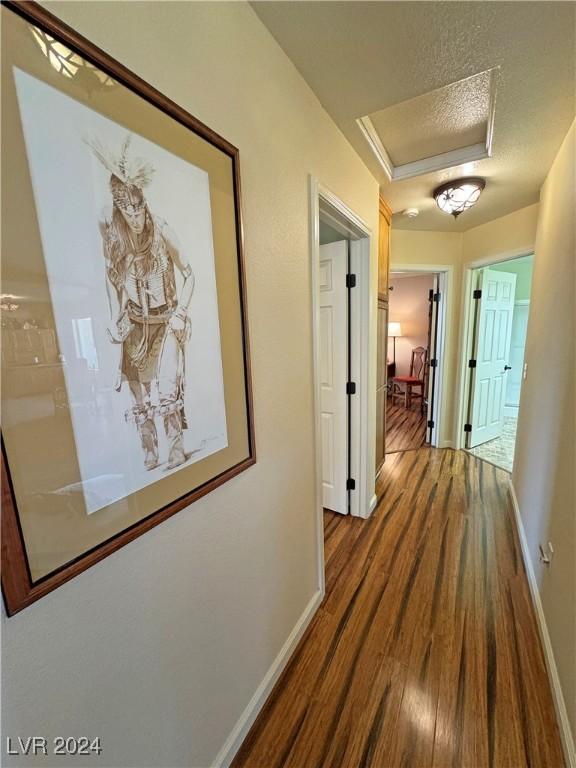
[1,1,255,615]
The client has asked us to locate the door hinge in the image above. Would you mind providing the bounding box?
[427,420,435,429]
[346,381,356,395]
[468,359,477,368]
[464,423,472,433]
[473,289,482,299]
[346,273,357,288]
[429,359,438,369]
[346,478,356,491]
[433,292,441,302]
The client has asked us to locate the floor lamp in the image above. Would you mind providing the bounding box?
[388,322,402,368]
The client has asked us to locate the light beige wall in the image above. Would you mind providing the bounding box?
[513,122,576,741]
[390,229,463,270]
[463,203,539,264]
[389,274,434,377]
[1,3,379,767]
[390,229,462,445]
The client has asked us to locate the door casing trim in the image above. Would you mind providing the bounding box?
[389,263,453,449]
[455,249,534,451]
[309,176,375,594]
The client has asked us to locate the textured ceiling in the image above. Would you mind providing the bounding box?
[251,1,576,231]
[368,70,491,166]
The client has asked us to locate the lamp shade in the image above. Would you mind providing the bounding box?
[433,177,485,218]
[388,321,402,337]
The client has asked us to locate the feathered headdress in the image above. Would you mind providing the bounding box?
[85,134,155,190]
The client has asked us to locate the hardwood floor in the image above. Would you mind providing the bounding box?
[386,399,428,453]
[233,448,564,768]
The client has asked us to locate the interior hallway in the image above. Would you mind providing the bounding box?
[234,448,564,768]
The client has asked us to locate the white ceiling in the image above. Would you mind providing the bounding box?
[251,1,575,231]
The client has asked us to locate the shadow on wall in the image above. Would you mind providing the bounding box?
[389,273,435,376]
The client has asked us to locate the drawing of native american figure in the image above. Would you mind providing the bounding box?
[89,135,195,471]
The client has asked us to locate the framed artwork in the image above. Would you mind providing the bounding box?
[1,1,255,615]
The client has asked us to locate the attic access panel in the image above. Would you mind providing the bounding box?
[357,69,498,180]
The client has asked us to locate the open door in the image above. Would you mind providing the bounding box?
[506,302,530,409]
[319,241,348,514]
[426,277,441,445]
[467,267,516,448]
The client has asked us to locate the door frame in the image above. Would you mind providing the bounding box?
[310,178,375,563]
[455,248,534,450]
[388,263,453,448]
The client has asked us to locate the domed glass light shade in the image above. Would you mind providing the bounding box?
[433,177,486,218]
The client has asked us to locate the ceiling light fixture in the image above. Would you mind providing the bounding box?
[433,177,486,218]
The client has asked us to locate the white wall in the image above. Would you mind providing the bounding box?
[1,3,379,767]
[513,122,576,745]
[389,274,434,376]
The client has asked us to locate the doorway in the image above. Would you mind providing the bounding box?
[460,254,534,472]
[386,272,435,452]
[383,266,449,455]
[310,178,374,540]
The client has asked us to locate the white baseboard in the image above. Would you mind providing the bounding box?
[369,493,378,514]
[212,588,324,768]
[508,482,576,768]
[440,439,453,449]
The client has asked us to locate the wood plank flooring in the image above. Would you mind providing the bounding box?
[233,448,564,768]
[386,400,427,453]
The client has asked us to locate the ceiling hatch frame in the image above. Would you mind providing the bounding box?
[357,68,499,182]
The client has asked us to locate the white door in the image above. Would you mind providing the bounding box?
[319,241,348,514]
[505,302,529,408]
[468,267,516,448]
[426,277,439,445]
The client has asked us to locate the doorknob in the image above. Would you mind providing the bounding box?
[504,365,512,371]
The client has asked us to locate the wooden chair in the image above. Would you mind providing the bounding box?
[392,346,428,411]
